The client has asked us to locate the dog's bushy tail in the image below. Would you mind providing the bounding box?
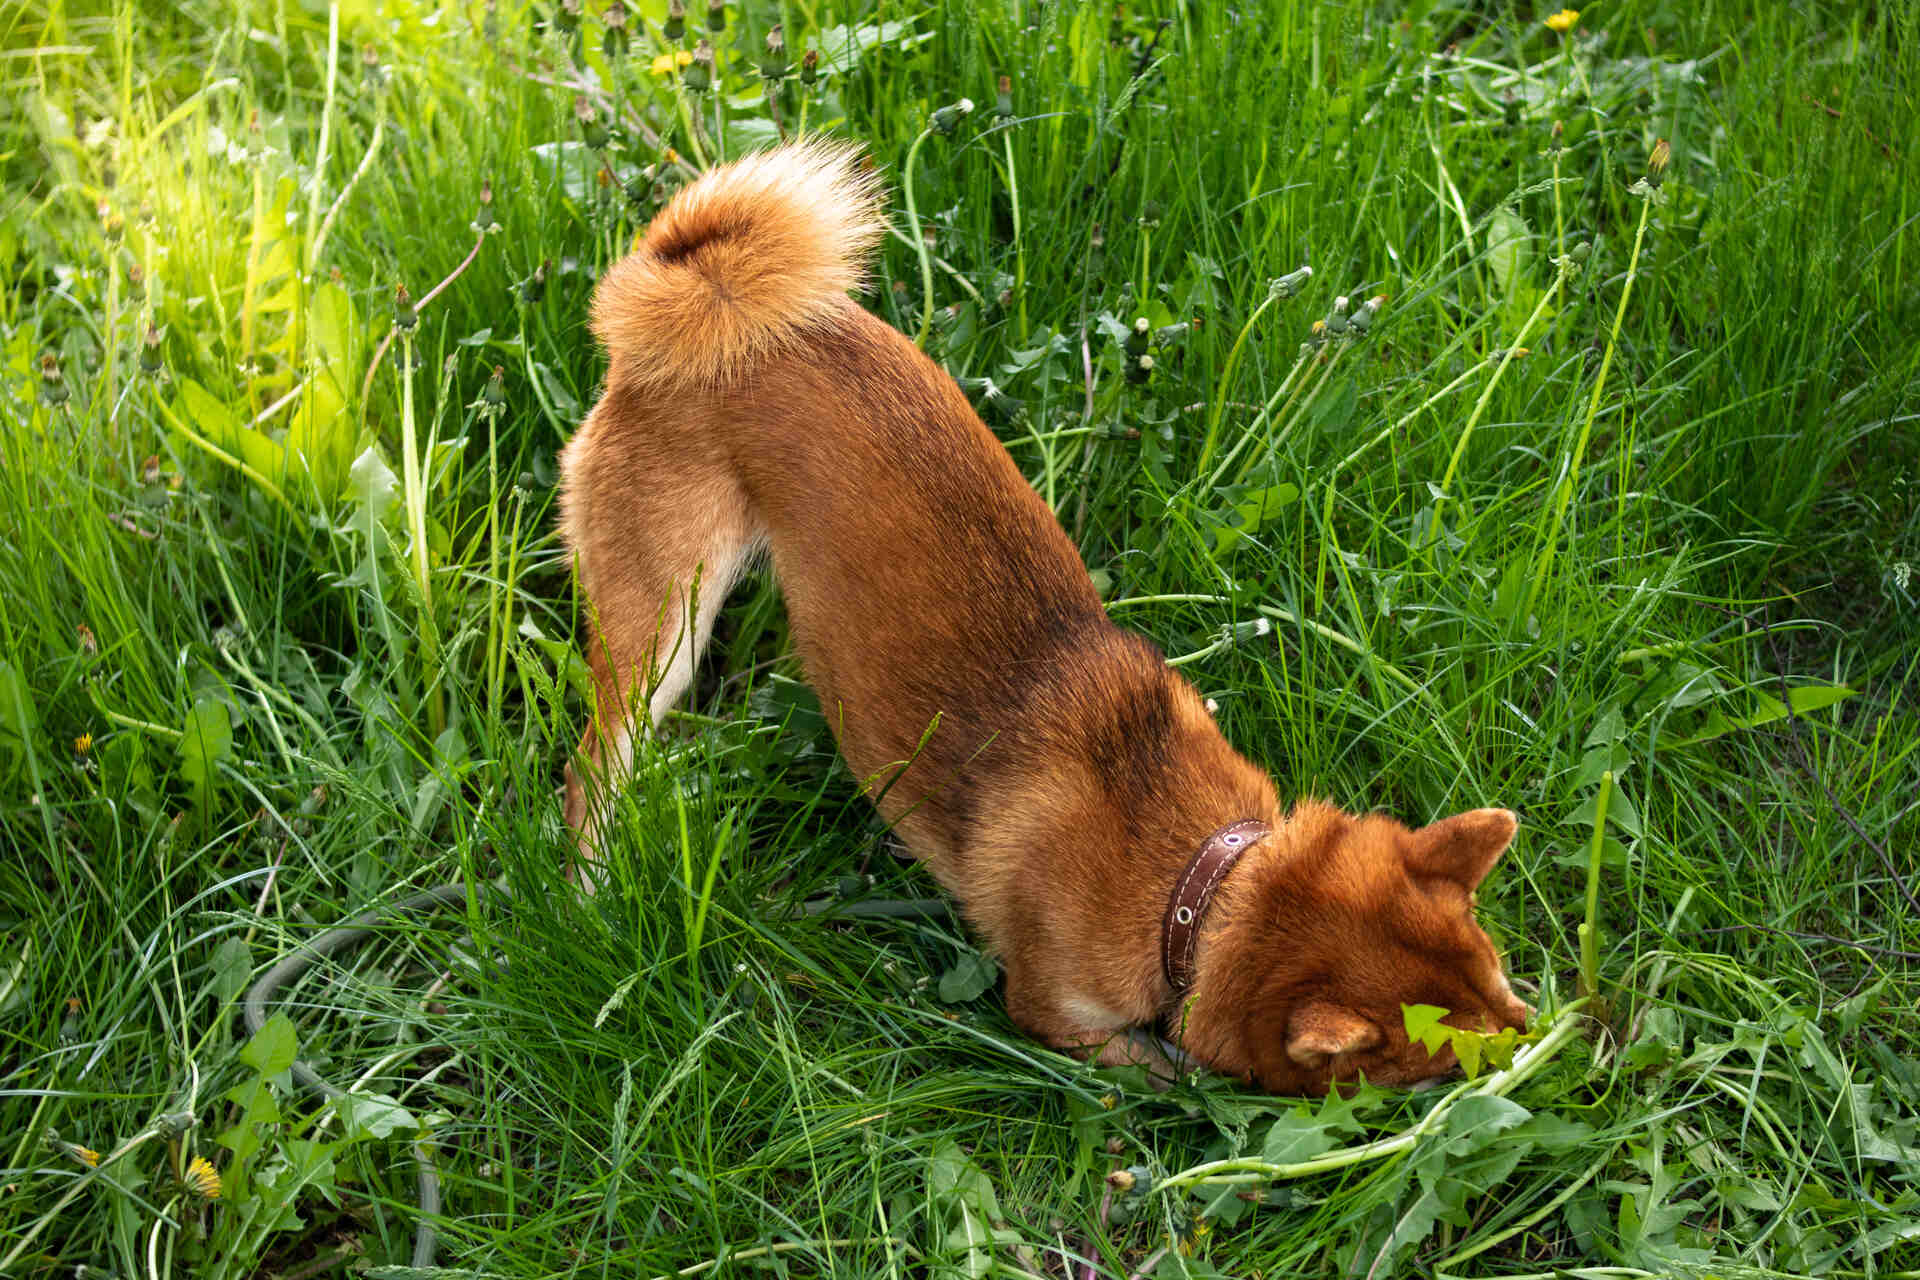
[590,141,886,389]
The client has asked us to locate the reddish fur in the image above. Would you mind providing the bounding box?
[559,144,1527,1094]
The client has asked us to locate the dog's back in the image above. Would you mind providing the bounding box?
[559,141,1136,859]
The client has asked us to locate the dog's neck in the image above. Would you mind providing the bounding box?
[1160,818,1275,991]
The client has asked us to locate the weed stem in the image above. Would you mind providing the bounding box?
[903,127,937,348]
[1526,194,1653,614]
[1577,769,1613,1003]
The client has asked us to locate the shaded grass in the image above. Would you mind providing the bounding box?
[3,0,1918,1275]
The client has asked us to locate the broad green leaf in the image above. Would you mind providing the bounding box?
[936,951,998,1003]
[725,116,781,156]
[1260,1111,1338,1164]
[1211,482,1300,555]
[240,1010,298,1077]
[1305,378,1357,432]
[1402,1003,1451,1054]
[813,20,934,77]
[927,1136,1003,1224]
[254,1137,339,1232]
[346,445,400,554]
[211,937,253,1003]
[223,1076,282,1129]
[333,1091,418,1141]
[1443,1094,1531,1154]
[177,696,233,806]
[172,378,289,490]
[1487,206,1531,300]
[1666,683,1855,748]
[0,934,34,1017]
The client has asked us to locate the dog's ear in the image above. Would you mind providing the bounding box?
[1286,1002,1383,1068]
[1403,808,1517,890]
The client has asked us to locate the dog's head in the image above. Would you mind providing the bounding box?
[1182,802,1529,1094]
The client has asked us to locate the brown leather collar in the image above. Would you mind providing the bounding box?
[1161,819,1272,991]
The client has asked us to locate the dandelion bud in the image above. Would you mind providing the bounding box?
[1126,352,1154,385]
[1350,294,1385,335]
[1646,137,1671,186]
[38,352,68,408]
[576,96,610,147]
[760,24,788,79]
[154,1110,197,1137]
[101,202,123,244]
[682,39,714,91]
[978,378,1024,425]
[394,283,417,331]
[1324,294,1351,335]
[1106,1167,1136,1192]
[602,2,628,59]
[1268,264,1312,299]
[1570,240,1591,264]
[555,0,581,32]
[141,324,164,375]
[470,178,498,234]
[706,0,725,32]
[483,365,508,406]
[929,98,974,137]
[1124,316,1151,357]
[799,47,819,85]
[1223,617,1272,646]
[127,262,146,300]
[624,172,652,210]
[994,74,1013,119]
[663,0,684,40]
[521,258,550,305]
[1139,200,1162,229]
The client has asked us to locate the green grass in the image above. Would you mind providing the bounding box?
[3,0,1918,1275]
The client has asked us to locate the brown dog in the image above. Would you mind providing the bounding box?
[558,142,1528,1093]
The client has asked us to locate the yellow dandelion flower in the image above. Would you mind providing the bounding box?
[74,733,92,756]
[184,1155,222,1199]
[1544,8,1579,33]
[74,1145,101,1167]
[649,49,695,76]
[1648,137,1671,175]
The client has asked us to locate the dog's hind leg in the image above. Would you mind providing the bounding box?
[559,428,763,877]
